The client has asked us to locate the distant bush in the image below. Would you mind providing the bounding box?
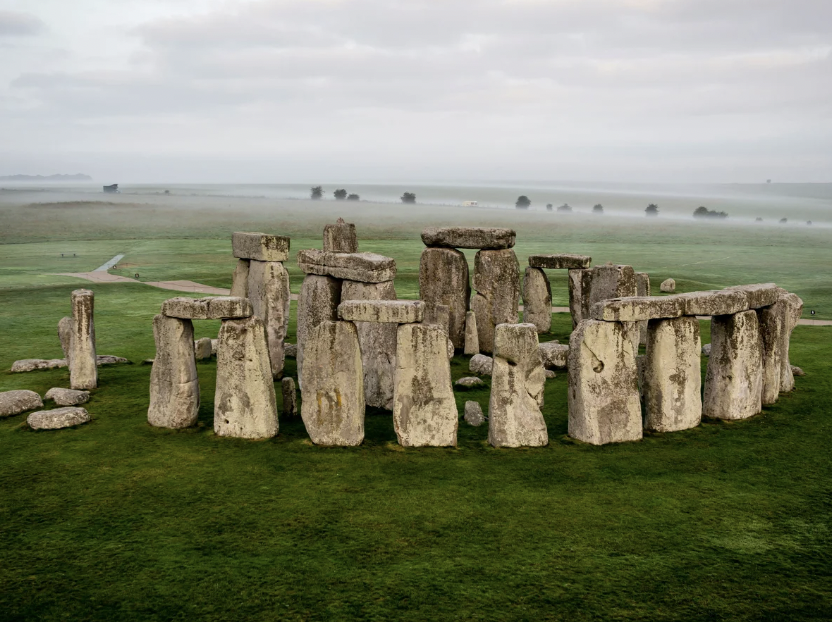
[516,195,531,209]
[693,206,728,219]
[401,192,416,204]
[645,203,659,217]
[593,204,604,214]
[310,186,323,200]
[780,218,788,224]
[546,203,553,211]
[756,217,763,222]
[807,220,812,226]
[557,203,572,213]
[334,189,347,200]
[347,193,360,201]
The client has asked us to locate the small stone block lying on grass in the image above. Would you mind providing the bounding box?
[97,355,130,365]
[194,338,213,360]
[660,278,676,293]
[0,390,43,417]
[528,254,591,270]
[284,343,297,358]
[464,401,485,426]
[677,289,748,316]
[44,388,89,406]
[232,231,290,262]
[545,369,556,379]
[28,407,90,430]
[539,342,569,369]
[791,365,805,376]
[702,344,711,356]
[337,300,424,323]
[726,283,780,309]
[469,354,493,376]
[421,226,516,249]
[455,376,485,388]
[590,296,685,322]
[297,249,396,283]
[11,359,67,373]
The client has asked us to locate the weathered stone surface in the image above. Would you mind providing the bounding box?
[544,369,556,379]
[58,316,73,364]
[341,280,398,410]
[703,310,763,420]
[338,300,424,324]
[96,355,130,365]
[70,289,97,391]
[791,365,805,377]
[727,283,780,310]
[281,376,297,417]
[211,339,218,355]
[232,231,290,262]
[297,249,396,283]
[568,320,642,445]
[161,297,210,320]
[214,316,278,439]
[464,401,485,426]
[677,289,748,317]
[469,354,493,376]
[423,303,451,336]
[230,259,250,298]
[464,310,479,355]
[579,265,637,321]
[539,342,569,369]
[636,272,651,346]
[207,296,254,319]
[28,407,90,430]
[446,338,455,359]
[148,315,200,429]
[568,268,586,328]
[702,343,711,356]
[44,388,89,406]
[393,323,458,447]
[471,249,520,353]
[421,226,515,250]
[194,337,213,360]
[488,323,548,448]
[323,219,358,253]
[297,274,341,383]
[523,267,551,333]
[757,302,785,405]
[0,390,43,417]
[419,247,469,347]
[300,321,364,446]
[247,261,291,378]
[142,359,154,365]
[660,278,676,293]
[590,296,685,322]
[779,292,804,392]
[11,359,67,373]
[455,376,485,388]
[643,316,702,432]
[285,343,297,358]
[528,254,591,270]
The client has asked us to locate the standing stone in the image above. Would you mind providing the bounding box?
[247,260,291,379]
[194,337,213,360]
[579,265,637,320]
[214,316,278,439]
[636,272,651,346]
[58,316,73,364]
[567,269,586,328]
[523,267,552,334]
[757,303,785,405]
[703,310,763,420]
[471,249,520,354]
[419,247,470,348]
[393,323,458,447]
[281,376,297,417]
[643,316,701,432]
[464,310,479,355]
[568,320,641,445]
[464,401,485,426]
[301,321,364,446]
[297,274,341,383]
[70,289,97,391]
[423,302,451,336]
[488,323,548,448]
[323,218,358,253]
[230,259,250,297]
[660,278,676,293]
[779,292,804,393]
[341,279,397,410]
[148,314,199,429]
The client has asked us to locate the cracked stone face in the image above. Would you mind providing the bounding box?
[147,314,199,429]
[522,267,552,334]
[419,247,470,348]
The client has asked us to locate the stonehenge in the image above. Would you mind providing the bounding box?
[68,289,98,391]
[147,313,200,429]
[471,248,520,353]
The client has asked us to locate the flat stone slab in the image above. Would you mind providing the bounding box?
[11,355,129,373]
[539,342,569,369]
[337,300,424,324]
[297,249,396,283]
[590,296,685,322]
[232,231,290,262]
[161,296,253,320]
[28,407,90,430]
[528,254,591,270]
[726,283,780,309]
[455,376,485,388]
[421,226,516,250]
[0,390,43,417]
[676,290,748,316]
[44,388,90,406]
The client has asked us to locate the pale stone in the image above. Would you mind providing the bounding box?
[58,316,73,365]
[232,231,290,262]
[539,341,569,369]
[421,226,515,249]
[247,260,291,378]
[341,280,397,410]
[70,289,97,391]
[393,323,458,447]
[11,359,67,373]
[162,297,209,319]
[523,267,551,333]
[338,300,424,323]
[488,323,548,448]
[791,365,805,377]
[455,376,485,388]
[636,272,651,347]
[323,219,358,253]
[28,407,90,430]
[211,339,218,355]
[297,249,396,283]
[568,320,642,445]
[423,303,451,336]
[678,289,748,316]
[568,268,586,328]
[285,343,297,358]
[702,343,711,356]
[643,316,702,432]
[44,388,89,406]
[206,296,253,319]
[703,310,763,420]
[660,278,676,293]
[471,249,520,353]
[464,401,485,426]
[297,274,341,383]
[579,265,637,321]
[0,390,43,417]
[545,369,556,379]
[528,254,591,270]
[141,359,154,365]
[300,320,364,446]
[779,292,804,392]
[148,315,200,429]
[419,247,469,347]
[281,376,297,417]
[469,354,493,376]
[590,296,685,322]
[757,302,785,405]
[464,310,479,355]
[214,316,278,439]
[230,259,250,297]
[447,338,455,360]
[96,355,130,365]
[194,337,212,360]
[470,294,494,357]
[727,283,780,309]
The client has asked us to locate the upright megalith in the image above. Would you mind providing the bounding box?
[642,316,702,432]
[703,310,763,420]
[579,265,638,320]
[300,321,365,446]
[779,292,804,393]
[568,320,641,445]
[296,274,342,382]
[247,259,291,378]
[58,316,73,364]
[232,231,290,262]
[471,249,520,353]
[70,289,97,391]
[636,272,651,346]
[281,377,297,417]
[419,247,470,347]
[148,314,200,429]
[757,302,785,405]
[393,323,458,447]
[230,259,250,298]
[323,218,358,253]
[464,310,479,355]
[568,269,584,328]
[488,323,548,448]
[522,267,552,334]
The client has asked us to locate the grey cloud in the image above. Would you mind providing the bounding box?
[0,11,45,36]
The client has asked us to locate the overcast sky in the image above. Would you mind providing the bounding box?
[1,0,831,183]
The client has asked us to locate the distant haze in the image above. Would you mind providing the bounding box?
[1,1,831,184]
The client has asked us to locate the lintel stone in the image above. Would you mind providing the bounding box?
[528,254,592,270]
[297,249,396,283]
[421,226,515,249]
[338,300,424,324]
[590,295,685,322]
[232,231,290,262]
[726,283,780,309]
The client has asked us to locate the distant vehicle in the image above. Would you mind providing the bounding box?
[462,200,478,207]
[103,184,120,193]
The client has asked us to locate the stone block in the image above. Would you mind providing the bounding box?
[471,249,520,353]
[528,254,591,270]
[148,315,200,429]
[421,226,515,249]
[677,289,748,316]
[568,268,586,328]
[297,249,396,283]
[779,292,804,392]
[70,289,97,391]
[590,295,685,322]
[161,297,209,320]
[11,359,67,373]
[464,310,479,355]
[44,388,90,406]
[660,278,676,293]
[230,259,250,297]
[539,341,569,369]
[232,231,290,262]
[726,283,780,309]
[757,302,785,405]
[281,376,297,417]
[455,376,485,388]
[464,401,485,426]
[423,302,451,336]
[522,267,551,333]
[323,219,358,253]
[207,296,253,319]
[419,248,469,347]
[579,265,637,321]
[469,353,493,376]
[194,337,212,360]
[0,390,43,417]
[28,407,90,430]
[58,316,73,364]
[247,261,291,378]
[297,274,342,384]
[636,272,651,346]
[338,300,424,324]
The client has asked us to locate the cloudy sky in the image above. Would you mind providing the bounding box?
[1,0,831,183]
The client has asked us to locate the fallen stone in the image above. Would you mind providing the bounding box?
[11,359,67,373]
[297,274,342,383]
[727,283,780,310]
[702,343,711,356]
[281,376,297,417]
[230,258,250,298]
[284,343,297,358]
[545,369,556,379]
[70,289,97,391]
[338,300,424,324]
[194,337,213,360]
[141,358,155,365]
[528,254,591,270]
[323,218,358,253]
[232,231,290,262]
[464,401,485,426]
[523,267,552,333]
[660,278,676,293]
[0,390,43,417]
[147,315,200,429]
[247,260,291,378]
[28,407,90,430]
[791,365,805,377]
[579,265,637,321]
[96,355,130,365]
[590,295,685,322]
[677,289,748,316]
[455,376,485,388]
[539,342,569,369]
[297,249,396,283]
[421,226,516,249]
[44,388,89,406]
[779,292,804,392]
[464,310,479,355]
[469,354,493,376]
[419,247,470,348]
[471,249,520,353]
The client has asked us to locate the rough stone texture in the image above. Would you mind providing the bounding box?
[757,302,785,405]
[58,316,73,364]
[469,354,493,376]
[727,283,780,310]
[523,267,552,333]
[539,342,569,369]
[660,278,676,293]
[230,259,250,298]
[421,226,515,250]
[423,303,451,336]
[11,359,67,373]
[323,219,358,253]
[455,376,484,388]
[393,323,458,447]
[419,247,470,348]
[528,254,591,270]
[97,355,130,365]
[214,316,278,439]
[544,369,556,379]
[148,315,200,429]
[285,343,297,358]
[281,376,297,417]
[791,365,805,377]
[568,319,642,445]
[568,268,586,328]
[464,310,479,355]
[341,280,397,410]
[446,338,455,360]
[194,337,213,360]
[247,261,291,378]
[70,289,97,391]
[162,296,253,320]
[702,343,711,356]
[207,297,254,319]
[779,292,804,393]
[28,407,90,430]
[297,274,341,384]
[338,300,424,324]
[590,296,685,322]
[678,289,748,316]
[488,323,548,448]
[211,339,218,355]
[579,265,637,321]
[464,401,485,426]
[44,388,89,406]
[297,249,396,283]
[300,321,364,446]
[636,272,651,347]
[703,310,763,420]
[471,249,520,353]
[643,316,702,432]
[232,231,290,262]
[0,390,43,417]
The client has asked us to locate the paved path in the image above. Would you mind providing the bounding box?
[94,254,125,272]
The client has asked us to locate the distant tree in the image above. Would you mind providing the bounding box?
[310,186,323,200]
[347,193,360,201]
[645,203,659,217]
[334,188,347,200]
[693,206,728,219]
[593,204,604,214]
[779,218,788,224]
[557,203,572,213]
[516,195,531,209]
[401,192,416,204]
[546,203,553,211]
[755,217,763,222]
[807,220,812,226]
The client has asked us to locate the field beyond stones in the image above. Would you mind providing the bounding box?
[1,189,831,620]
